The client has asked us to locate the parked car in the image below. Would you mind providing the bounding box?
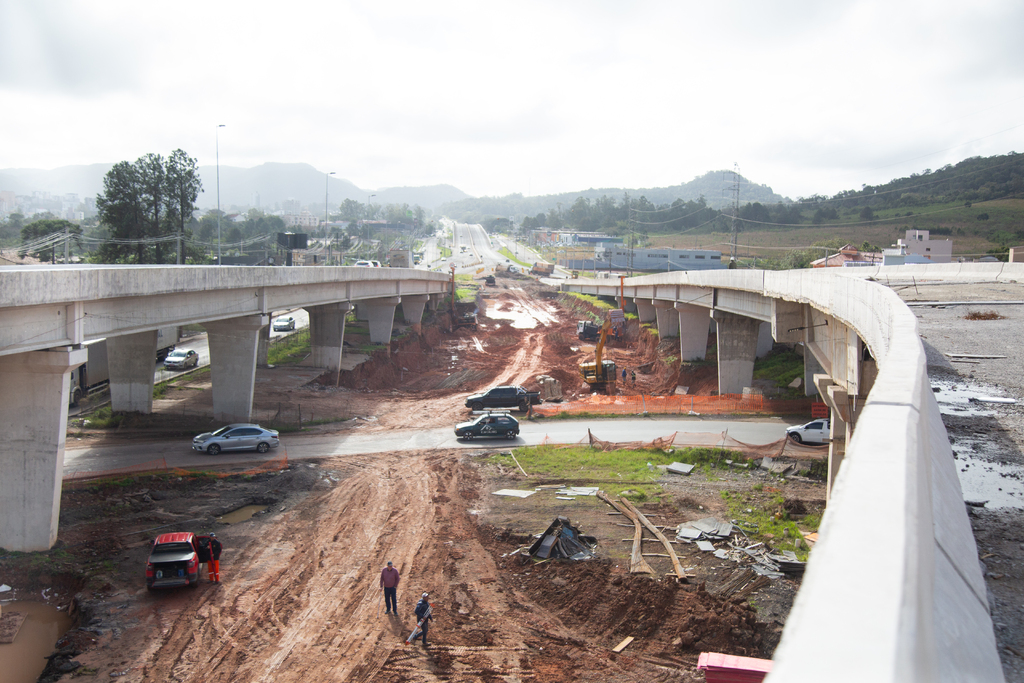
[354,260,374,267]
[146,532,199,590]
[272,316,296,331]
[192,423,280,455]
[786,418,831,444]
[455,412,520,440]
[465,385,541,412]
[163,348,199,370]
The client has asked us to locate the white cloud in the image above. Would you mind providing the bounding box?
[0,0,1022,201]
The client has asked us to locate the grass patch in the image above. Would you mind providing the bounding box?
[487,444,749,499]
[563,292,617,310]
[267,328,311,365]
[752,347,805,394]
[498,247,532,268]
[440,246,452,258]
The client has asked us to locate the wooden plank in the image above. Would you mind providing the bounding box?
[620,497,687,582]
[612,636,635,653]
[598,491,653,574]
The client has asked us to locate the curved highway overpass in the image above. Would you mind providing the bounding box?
[561,262,1023,682]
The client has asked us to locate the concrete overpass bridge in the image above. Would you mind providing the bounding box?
[1,261,1019,680]
[561,262,1023,682]
[0,265,448,552]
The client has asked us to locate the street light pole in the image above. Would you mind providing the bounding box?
[216,124,225,265]
[325,171,335,264]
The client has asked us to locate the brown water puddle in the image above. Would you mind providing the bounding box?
[0,601,73,683]
[216,504,269,524]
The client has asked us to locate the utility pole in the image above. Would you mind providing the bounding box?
[730,162,741,264]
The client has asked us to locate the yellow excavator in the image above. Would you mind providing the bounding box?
[579,313,619,392]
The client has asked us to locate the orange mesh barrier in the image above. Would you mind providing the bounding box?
[537,429,824,461]
[63,453,289,487]
[532,393,815,418]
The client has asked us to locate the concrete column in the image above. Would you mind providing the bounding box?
[204,315,268,423]
[675,303,710,360]
[804,349,825,397]
[635,299,656,323]
[106,331,159,413]
[427,295,440,312]
[756,321,774,359]
[653,301,679,338]
[361,297,401,344]
[401,294,429,327]
[257,324,270,367]
[621,297,638,314]
[713,311,761,395]
[0,347,87,551]
[307,302,351,371]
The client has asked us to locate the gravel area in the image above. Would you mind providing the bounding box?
[896,280,1024,681]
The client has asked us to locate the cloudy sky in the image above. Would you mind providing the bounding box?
[2,0,1022,201]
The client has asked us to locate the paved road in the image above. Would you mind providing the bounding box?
[62,417,790,476]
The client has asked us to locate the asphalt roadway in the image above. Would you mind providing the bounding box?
[62,417,792,477]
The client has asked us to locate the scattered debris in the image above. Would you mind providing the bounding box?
[970,396,1017,404]
[759,456,796,476]
[527,517,597,560]
[556,486,599,497]
[492,489,536,498]
[666,462,695,476]
[597,491,654,574]
[0,610,27,644]
[676,517,734,542]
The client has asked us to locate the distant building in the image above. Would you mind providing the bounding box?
[562,246,725,272]
[1010,246,1024,263]
[530,229,623,247]
[811,244,883,268]
[283,211,319,228]
[896,229,952,263]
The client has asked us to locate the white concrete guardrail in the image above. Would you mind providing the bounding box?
[563,263,1023,682]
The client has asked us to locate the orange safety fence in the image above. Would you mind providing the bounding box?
[63,453,290,488]
[532,394,820,418]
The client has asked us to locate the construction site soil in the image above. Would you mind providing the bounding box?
[5,273,828,682]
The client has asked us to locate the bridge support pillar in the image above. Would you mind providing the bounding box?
[401,295,429,332]
[756,322,774,358]
[675,303,710,360]
[427,295,440,312]
[621,297,638,314]
[257,324,270,367]
[204,315,268,423]
[815,374,852,501]
[713,311,760,395]
[307,303,352,371]
[635,299,656,323]
[804,350,825,397]
[0,347,86,551]
[654,301,679,338]
[362,297,401,344]
[107,331,159,413]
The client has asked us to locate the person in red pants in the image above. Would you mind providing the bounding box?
[209,533,222,582]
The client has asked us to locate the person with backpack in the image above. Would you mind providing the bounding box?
[411,593,433,647]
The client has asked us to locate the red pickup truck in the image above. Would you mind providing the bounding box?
[146,532,200,590]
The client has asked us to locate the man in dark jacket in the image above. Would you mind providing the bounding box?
[413,593,433,647]
[380,561,400,615]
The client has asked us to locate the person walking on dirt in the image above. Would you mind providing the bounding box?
[413,592,433,647]
[209,533,222,583]
[631,370,636,387]
[380,561,400,615]
[621,367,627,384]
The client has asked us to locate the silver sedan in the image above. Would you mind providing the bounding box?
[192,424,280,455]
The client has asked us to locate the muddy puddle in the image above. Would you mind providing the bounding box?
[933,379,1024,509]
[216,504,269,524]
[0,601,73,683]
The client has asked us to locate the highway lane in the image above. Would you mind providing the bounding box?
[62,417,791,476]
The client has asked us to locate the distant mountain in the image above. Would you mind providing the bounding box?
[0,162,470,212]
[437,170,790,220]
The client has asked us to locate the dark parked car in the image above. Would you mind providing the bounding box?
[455,413,520,440]
[146,532,199,589]
[465,385,541,412]
[193,423,280,455]
[163,348,199,370]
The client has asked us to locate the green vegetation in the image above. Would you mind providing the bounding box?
[487,444,749,501]
[440,245,452,258]
[498,247,533,268]
[721,489,818,559]
[267,328,311,365]
[752,347,805,395]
